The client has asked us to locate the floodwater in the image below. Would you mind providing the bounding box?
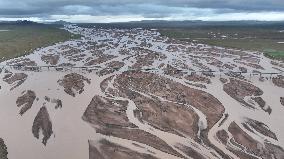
[0,70,106,159]
[0,24,283,159]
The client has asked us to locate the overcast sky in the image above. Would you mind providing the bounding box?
[1,0,284,23]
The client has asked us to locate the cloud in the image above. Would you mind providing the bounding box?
[47,12,284,23]
[0,0,284,22]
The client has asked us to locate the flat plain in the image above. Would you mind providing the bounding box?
[0,24,80,62]
[160,26,284,60]
[0,23,283,159]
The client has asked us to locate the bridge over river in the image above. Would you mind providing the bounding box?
[0,64,283,79]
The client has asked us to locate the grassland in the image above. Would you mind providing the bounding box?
[159,27,284,60]
[0,24,80,62]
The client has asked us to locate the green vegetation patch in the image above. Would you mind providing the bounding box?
[264,50,284,60]
[159,27,284,60]
[0,24,81,62]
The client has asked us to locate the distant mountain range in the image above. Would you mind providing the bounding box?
[0,20,40,25]
[0,20,71,25]
[1,20,284,29]
[44,20,71,25]
[76,20,284,29]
